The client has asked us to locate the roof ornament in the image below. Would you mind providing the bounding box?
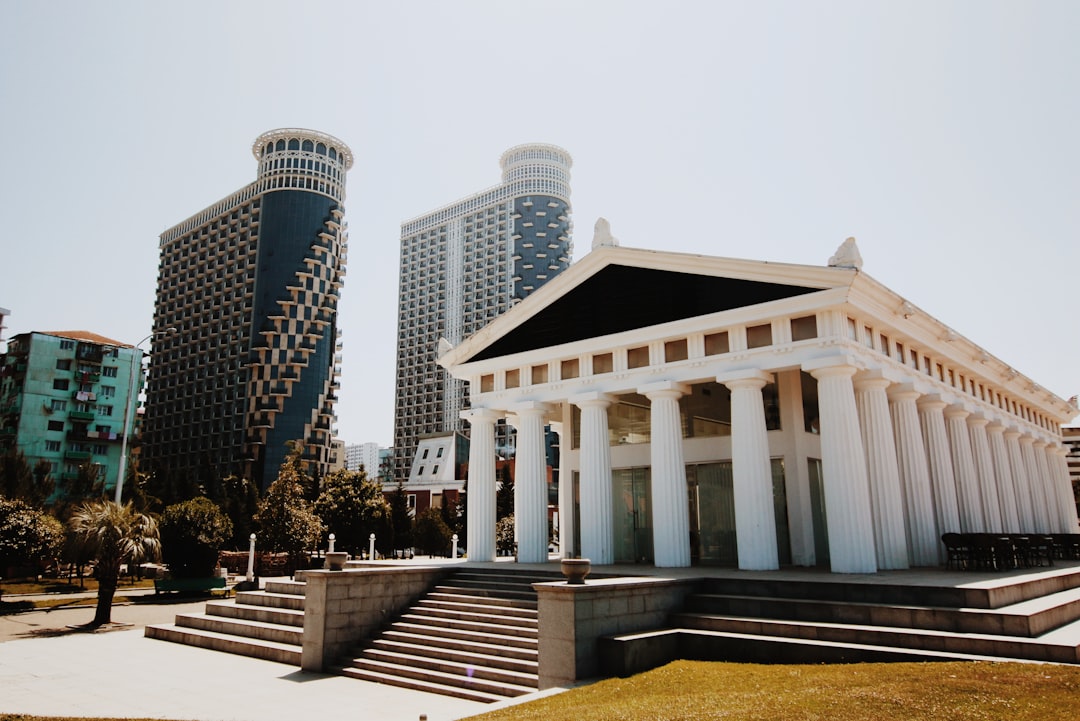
[437,337,454,359]
[592,217,620,250]
[828,237,863,270]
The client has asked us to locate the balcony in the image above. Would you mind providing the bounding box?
[69,410,96,422]
[64,450,92,461]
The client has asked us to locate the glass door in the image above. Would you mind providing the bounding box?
[612,467,653,563]
[808,458,830,567]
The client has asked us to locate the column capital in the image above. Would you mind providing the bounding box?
[717,368,773,389]
[1002,428,1022,441]
[637,380,691,400]
[461,407,504,424]
[916,393,949,412]
[1033,439,1048,449]
[803,354,860,378]
[569,391,616,409]
[853,369,892,391]
[944,404,970,420]
[967,415,991,428]
[507,400,553,416]
[1018,434,1036,446]
[886,381,921,403]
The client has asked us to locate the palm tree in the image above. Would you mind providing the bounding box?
[67,500,160,626]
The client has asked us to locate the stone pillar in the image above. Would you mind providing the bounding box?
[571,393,616,565]
[719,371,779,571]
[1020,436,1050,533]
[945,405,984,533]
[917,395,962,538]
[462,408,502,562]
[967,416,1003,533]
[1032,441,1056,533]
[509,402,552,564]
[640,381,691,568]
[887,384,939,566]
[987,422,1021,532]
[1004,429,1035,531]
[854,373,908,570]
[806,359,876,574]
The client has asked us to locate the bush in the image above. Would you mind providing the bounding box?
[0,497,64,582]
[496,514,516,556]
[412,507,453,557]
[160,497,233,578]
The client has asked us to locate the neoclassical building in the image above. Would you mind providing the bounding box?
[439,230,1079,573]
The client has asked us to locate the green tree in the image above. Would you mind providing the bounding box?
[213,475,260,550]
[54,461,106,521]
[496,463,515,521]
[254,442,323,573]
[159,497,233,578]
[314,468,391,556]
[0,449,53,507]
[0,498,64,598]
[67,500,160,626]
[496,513,516,556]
[387,478,412,555]
[412,506,452,558]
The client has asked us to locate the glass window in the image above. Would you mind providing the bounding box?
[747,324,773,349]
[801,371,819,434]
[53,379,69,391]
[791,316,817,341]
[47,420,63,432]
[45,440,61,452]
[56,359,72,370]
[51,399,67,411]
[627,346,650,369]
[609,394,651,445]
[704,332,730,355]
[664,339,688,363]
[678,382,731,438]
[592,353,613,374]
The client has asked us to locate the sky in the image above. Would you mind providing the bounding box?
[1,1,1078,446]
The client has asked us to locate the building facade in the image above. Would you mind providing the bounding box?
[0,331,143,498]
[344,441,381,475]
[143,129,352,489]
[393,144,573,480]
[440,236,1079,572]
[1063,426,1080,516]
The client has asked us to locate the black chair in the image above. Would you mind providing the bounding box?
[942,533,969,570]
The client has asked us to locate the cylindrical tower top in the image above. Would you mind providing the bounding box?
[252,128,353,202]
[499,143,572,185]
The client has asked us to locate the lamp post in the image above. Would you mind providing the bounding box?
[114,328,175,504]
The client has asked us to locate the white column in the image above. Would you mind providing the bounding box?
[1020,436,1050,533]
[854,373,908,570]
[640,381,691,568]
[508,403,551,564]
[967,415,1003,533]
[463,408,501,562]
[945,405,984,533]
[887,384,939,566]
[986,422,1021,532]
[1004,429,1035,531]
[571,393,615,565]
[1050,446,1080,532]
[807,359,876,574]
[720,371,779,571]
[917,395,962,538]
[1033,441,1057,532]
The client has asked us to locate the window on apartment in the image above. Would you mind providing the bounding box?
[60,340,75,350]
[93,444,107,455]
[47,420,64,432]
[56,359,72,370]
[44,440,61,452]
[51,399,67,411]
[97,406,113,417]
[103,367,118,378]
[53,379,70,391]
[100,385,115,398]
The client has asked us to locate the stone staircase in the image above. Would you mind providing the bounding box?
[659,569,1080,665]
[145,579,307,664]
[339,568,564,703]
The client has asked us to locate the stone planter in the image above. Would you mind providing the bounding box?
[561,558,591,585]
[324,552,349,571]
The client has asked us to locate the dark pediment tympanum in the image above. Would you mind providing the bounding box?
[468,264,821,362]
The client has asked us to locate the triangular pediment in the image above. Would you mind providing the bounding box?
[463,250,844,363]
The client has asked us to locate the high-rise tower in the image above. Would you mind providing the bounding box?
[144,129,352,489]
[393,144,573,478]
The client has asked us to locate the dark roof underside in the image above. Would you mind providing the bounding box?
[469,264,821,362]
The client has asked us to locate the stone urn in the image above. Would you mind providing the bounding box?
[324,552,349,571]
[561,558,591,585]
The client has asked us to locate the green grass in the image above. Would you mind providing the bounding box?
[0,577,155,595]
[462,660,1080,721]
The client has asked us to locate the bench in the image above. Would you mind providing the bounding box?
[154,577,228,595]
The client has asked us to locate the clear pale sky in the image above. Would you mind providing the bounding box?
[1,1,1077,446]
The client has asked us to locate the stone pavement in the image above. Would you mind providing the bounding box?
[0,595,550,721]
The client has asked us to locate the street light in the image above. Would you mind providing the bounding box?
[114,328,176,504]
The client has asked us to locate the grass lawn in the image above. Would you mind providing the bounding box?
[463,660,1080,721]
[0,577,156,596]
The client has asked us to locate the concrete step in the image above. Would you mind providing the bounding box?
[145,623,301,665]
[420,596,538,619]
[263,580,307,596]
[670,612,1080,664]
[357,647,538,687]
[345,657,535,700]
[204,600,305,627]
[410,603,538,629]
[397,612,537,640]
[427,591,537,611]
[388,620,537,651]
[338,666,509,704]
[381,629,538,662]
[686,584,1080,637]
[235,590,305,611]
[175,613,303,646]
[431,583,537,603]
[369,636,538,674]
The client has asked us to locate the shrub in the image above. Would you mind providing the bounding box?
[412,507,452,557]
[160,497,233,578]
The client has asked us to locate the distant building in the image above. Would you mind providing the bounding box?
[344,442,381,475]
[0,307,10,345]
[0,331,143,499]
[392,144,573,481]
[385,431,468,518]
[143,129,353,489]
